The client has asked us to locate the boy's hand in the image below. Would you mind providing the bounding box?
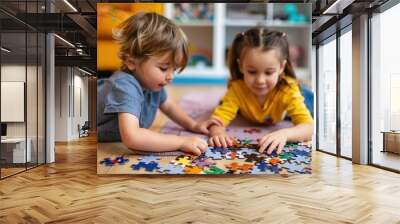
[258,129,288,155]
[180,136,208,156]
[190,119,223,135]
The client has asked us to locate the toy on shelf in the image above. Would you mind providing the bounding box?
[173,3,214,23]
[226,3,266,20]
[275,3,308,24]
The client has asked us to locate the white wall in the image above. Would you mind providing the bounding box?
[1,65,30,137]
[54,67,89,141]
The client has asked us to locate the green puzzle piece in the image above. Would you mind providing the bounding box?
[240,139,252,145]
[279,152,293,160]
[204,166,225,174]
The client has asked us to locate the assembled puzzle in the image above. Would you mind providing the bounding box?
[97,91,312,175]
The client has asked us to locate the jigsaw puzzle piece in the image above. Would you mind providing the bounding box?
[203,165,225,174]
[239,148,256,155]
[225,151,245,160]
[205,150,223,160]
[115,156,129,165]
[281,162,308,173]
[291,149,310,157]
[131,161,159,172]
[210,146,229,155]
[192,158,216,169]
[137,155,161,163]
[157,164,185,174]
[184,166,203,174]
[292,155,311,164]
[251,166,275,174]
[244,153,266,163]
[100,157,113,166]
[172,155,193,167]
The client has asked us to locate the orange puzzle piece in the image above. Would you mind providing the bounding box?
[269,157,282,166]
[225,162,254,173]
[184,166,203,174]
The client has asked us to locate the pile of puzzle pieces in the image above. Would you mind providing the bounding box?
[99,139,312,175]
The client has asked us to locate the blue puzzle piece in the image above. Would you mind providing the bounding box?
[100,157,114,166]
[292,155,311,164]
[256,161,269,172]
[138,155,161,163]
[291,149,310,157]
[205,149,223,160]
[281,162,307,173]
[269,164,280,173]
[100,156,129,166]
[211,146,229,155]
[251,166,275,174]
[131,161,159,172]
[296,145,311,152]
[157,164,185,174]
[115,156,129,165]
[282,147,292,153]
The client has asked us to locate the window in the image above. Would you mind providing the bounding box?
[339,28,352,158]
[317,36,337,154]
[371,3,400,171]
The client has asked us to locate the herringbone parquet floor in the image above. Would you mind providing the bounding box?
[1,86,400,223]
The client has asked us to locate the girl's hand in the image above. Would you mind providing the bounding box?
[180,136,208,156]
[208,133,235,148]
[190,119,223,135]
[258,129,288,155]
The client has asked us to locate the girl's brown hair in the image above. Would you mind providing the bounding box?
[228,27,296,85]
[113,12,188,72]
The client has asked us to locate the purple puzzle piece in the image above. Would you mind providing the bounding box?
[193,159,216,168]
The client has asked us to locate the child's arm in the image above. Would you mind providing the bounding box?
[258,122,313,154]
[160,98,218,134]
[118,113,207,155]
[207,117,236,148]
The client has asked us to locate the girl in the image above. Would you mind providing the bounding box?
[97,12,215,156]
[207,27,313,155]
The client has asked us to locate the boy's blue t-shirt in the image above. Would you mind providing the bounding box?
[97,71,167,142]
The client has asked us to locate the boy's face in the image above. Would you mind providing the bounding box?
[126,52,175,91]
[239,48,286,99]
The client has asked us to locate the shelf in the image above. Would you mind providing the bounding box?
[164,3,311,85]
[225,20,310,28]
[174,21,213,27]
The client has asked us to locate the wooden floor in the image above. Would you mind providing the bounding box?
[1,86,400,223]
[0,135,400,223]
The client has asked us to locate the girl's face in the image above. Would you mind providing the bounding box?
[125,52,176,91]
[238,48,286,99]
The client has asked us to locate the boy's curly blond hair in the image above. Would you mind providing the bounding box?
[113,12,188,72]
